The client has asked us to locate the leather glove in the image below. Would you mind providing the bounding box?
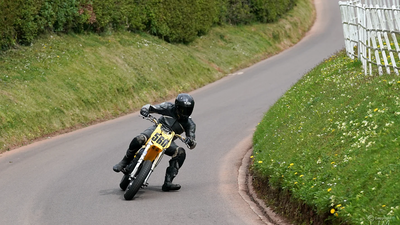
[185,137,196,149]
[140,107,149,117]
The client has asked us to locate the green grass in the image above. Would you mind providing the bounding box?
[252,51,400,224]
[0,0,315,153]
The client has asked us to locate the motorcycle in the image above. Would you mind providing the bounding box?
[119,114,188,200]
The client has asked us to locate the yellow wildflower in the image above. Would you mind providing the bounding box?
[330,208,335,214]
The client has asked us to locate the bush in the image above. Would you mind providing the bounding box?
[13,0,45,45]
[146,0,218,43]
[0,0,296,49]
[122,0,148,32]
[0,0,19,49]
[225,0,254,25]
[250,0,296,23]
[38,0,80,32]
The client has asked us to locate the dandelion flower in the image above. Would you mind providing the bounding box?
[382,205,386,207]
[328,188,332,192]
[374,108,378,112]
[330,208,335,214]
[258,161,263,164]
[300,175,304,177]
[250,156,254,158]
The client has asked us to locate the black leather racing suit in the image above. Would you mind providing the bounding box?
[126,102,196,179]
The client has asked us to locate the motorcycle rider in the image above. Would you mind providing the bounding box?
[113,93,197,191]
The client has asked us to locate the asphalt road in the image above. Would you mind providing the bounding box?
[0,0,345,224]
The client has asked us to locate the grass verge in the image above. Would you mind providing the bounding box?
[252,50,400,224]
[0,0,314,153]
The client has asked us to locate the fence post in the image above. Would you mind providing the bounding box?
[339,0,400,75]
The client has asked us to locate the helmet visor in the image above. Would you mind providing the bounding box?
[178,106,193,118]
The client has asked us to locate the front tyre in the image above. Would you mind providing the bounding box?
[124,160,152,200]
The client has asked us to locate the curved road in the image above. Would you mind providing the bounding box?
[0,1,344,224]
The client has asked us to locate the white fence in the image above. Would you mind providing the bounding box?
[339,0,400,75]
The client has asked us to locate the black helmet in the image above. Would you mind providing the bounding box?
[175,93,195,120]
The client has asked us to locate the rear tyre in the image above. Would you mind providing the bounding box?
[119,157,140,191]
[124,160,152,200]
[119,174,130,191]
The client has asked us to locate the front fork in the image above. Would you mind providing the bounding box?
[142,152,164,187]
[128,142,165,187]
[129,143,151,180]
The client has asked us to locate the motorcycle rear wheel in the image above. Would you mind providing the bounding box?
[124,160,152,200]
[119,174,130,191]
[119,157,140,191]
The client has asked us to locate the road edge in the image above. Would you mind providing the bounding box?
[237,137,292,225]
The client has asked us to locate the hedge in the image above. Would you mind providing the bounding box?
[0,0,297,50]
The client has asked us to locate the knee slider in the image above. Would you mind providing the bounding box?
[129,134,147,150]
[170,147,186,169]
[137,134,147,144]
[172,147,186,158]
[178,147,186,157]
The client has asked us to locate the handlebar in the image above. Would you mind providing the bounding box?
[141,115,190,148]
[144,114,158,125]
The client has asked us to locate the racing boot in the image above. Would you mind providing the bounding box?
[113,154,132,172]
[162,167,181,191]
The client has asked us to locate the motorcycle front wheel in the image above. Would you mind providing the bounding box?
[124,160,152,200]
